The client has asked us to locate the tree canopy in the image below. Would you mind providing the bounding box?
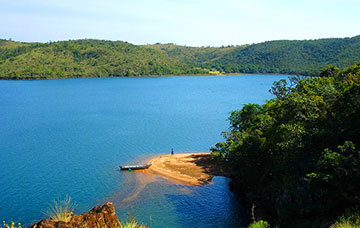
[0,35,360,79]
[211,62,360,227]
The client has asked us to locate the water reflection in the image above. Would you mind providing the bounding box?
[105,169,249,228]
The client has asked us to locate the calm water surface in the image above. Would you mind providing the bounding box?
[0,75,289,227]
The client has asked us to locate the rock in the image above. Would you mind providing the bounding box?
[31,202,121,228]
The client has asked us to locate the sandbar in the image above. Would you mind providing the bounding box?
[146,152,233,186]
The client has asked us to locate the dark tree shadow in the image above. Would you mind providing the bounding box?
[188,154,234,184]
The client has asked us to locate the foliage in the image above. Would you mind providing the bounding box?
[1,221,21,228]
[119,220,140,228]
[0,39,200,79]
[319,65,340,78]
[208,36,360,76]
[211,62,360,226]
[118,214,145,228]
[0,35,360,79]
[45,196,75,222]
[330,211,360,228]
[306,142,360,212]
[247,220,270,228]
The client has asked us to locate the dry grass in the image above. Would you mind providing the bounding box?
[118,214,147,228]
[45,196,75,222]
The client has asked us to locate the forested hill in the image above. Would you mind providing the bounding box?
[211,62,360,227]
[0,35,359,79]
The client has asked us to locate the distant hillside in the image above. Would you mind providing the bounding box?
[208,35,360,75]
[0,35,359,79]
[0,39,202,79]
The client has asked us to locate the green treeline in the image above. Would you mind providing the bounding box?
[0,39,201,79]
[211,63,360,227]
[0,35,360,79]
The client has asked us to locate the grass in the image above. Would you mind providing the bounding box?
[247,220,270,228]
[44,196,146,227]
[118,214,146,228]
[330,210,360,228]
[120,220,139,228]
[45,195,75,222]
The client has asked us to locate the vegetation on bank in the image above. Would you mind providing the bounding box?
[1,221,21,228]
[0,35,360,79]
[247,220,270,228]
[45,196,75,223]
[118,216,146,228]
[330,211,360,228]
[43,197,146,228]
[212,62,360,227]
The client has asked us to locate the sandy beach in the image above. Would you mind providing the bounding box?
[146,152,233,186]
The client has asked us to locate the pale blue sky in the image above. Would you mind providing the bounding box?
[0,0,359,46]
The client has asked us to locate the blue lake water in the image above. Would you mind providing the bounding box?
[0,75,289,227]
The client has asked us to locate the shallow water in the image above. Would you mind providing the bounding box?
[0,75,288,227]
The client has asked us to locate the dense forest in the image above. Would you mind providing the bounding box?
[211,63,360,227]
[0,35,360,79]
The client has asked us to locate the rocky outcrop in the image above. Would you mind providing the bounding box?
[31,202,121,228]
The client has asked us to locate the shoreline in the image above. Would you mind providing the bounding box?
[0,72,295,81]
[145,152,233,186]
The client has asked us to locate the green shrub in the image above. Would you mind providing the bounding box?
[121,220,139,228]
[248,220,270,228]
[118,214,145,228]
[330,211,360,228]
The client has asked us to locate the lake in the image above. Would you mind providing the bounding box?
[0,75,289,227]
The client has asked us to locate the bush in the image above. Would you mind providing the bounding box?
[118,214,146,228]
[248,220,270,228]
[330,211,360,228]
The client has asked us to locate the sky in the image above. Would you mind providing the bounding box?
[0,0,359,46]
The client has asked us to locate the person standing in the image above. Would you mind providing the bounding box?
[171,148,174,155]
